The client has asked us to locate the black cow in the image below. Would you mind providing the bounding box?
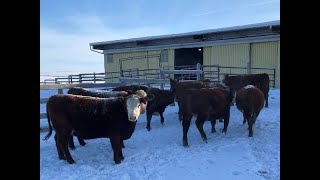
[223,73,270,107]
[145,88,175,131]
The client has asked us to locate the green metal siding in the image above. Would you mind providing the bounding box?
[104,50,167,82]
[203,44,249,78]
[276,41,280,88]
[250,41,278,87]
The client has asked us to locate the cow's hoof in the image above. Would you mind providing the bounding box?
[70,147,76,151]
[67,159,76,164]
[115,160,121,164]
[183,142,189,147]
[222,129,227,135]
[203,138,208,143]
[146,127,151,131]
[59,156,66,160]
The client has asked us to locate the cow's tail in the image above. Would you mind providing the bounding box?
[43,107,53,141]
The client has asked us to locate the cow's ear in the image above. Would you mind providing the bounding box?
[170,78,176,87]
[126,90,134,95]
[141,97,149,104]
[147,94,155,101]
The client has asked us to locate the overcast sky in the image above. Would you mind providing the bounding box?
[40,0,279,75]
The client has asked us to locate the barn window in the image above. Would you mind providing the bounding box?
[107,54,113,63]
[160,50,168,62]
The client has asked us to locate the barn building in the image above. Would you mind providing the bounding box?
[90,20,280,88]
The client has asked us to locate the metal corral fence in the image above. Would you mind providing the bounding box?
[40,65,276,131]
[41,65,276,87]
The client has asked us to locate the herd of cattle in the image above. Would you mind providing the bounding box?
[42,73,270,165]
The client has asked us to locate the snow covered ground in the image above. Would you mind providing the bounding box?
[40,88,280,180]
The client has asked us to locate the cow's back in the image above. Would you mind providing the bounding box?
[236,87,264,113]
[47,95,128,136]
[112,85,149,92]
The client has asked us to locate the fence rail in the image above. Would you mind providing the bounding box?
[41,64,276,123]
[40,83,124,121]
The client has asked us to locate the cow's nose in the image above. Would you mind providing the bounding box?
[130,116,137,121]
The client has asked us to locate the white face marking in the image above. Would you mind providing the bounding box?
[244,85,255,89]
[126,95,146,122]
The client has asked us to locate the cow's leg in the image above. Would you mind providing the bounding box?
[242,113,247,125]
[54,134,65,160]
[121,140,125,148]
[182,113,192,147]
[58,134,75,164]
[195,114,208,143]
[110,135,123,164]
[78,137,86,146]
[178,102,183,121]
[265,92,269,108]
[222,109,230,135]
[210,115,217,133]
[146,111,152,131]
[68,135,75,150]
[230,89,236,106]
[178,110,183,121]
[248,120,254,137]
[160,111,165,125]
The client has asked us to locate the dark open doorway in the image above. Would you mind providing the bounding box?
[174,47,203,80]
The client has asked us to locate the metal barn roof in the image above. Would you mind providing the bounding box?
[90,20,280,54]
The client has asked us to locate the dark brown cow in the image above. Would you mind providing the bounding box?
[223,73,270,107]
[145,88,175,131]
[42,90,148,164]
[66,87,132,150]
[235,85,265,137]
[170,81,231,147]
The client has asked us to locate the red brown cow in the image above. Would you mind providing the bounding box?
[170,79,233,122]
[223,73,270,107]
[43,90,148,164]
[235,85,265,137]
[171,81,231,147]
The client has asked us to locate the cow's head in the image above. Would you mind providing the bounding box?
[126,90,148,122]
[222,74,230,85]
